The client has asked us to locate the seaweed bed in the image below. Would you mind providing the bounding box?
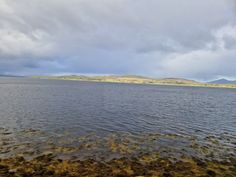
[0,153,236,177]
[0,154,236,177]
[0,128,236,177]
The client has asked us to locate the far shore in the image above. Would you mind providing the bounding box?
[31,75,236,89]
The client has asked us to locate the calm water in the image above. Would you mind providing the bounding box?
[0,77,236,159]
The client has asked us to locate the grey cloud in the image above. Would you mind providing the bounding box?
[0,0,236,79]
[224,36,236,49]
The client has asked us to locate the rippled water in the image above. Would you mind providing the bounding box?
[0,77,236,160]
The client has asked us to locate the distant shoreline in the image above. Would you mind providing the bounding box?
[31,75,236,89]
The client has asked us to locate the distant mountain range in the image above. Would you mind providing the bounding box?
[208,79,236,84]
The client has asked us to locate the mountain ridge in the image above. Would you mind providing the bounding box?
[208,78,236,84]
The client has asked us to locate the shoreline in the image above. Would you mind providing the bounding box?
[1,129,235,176]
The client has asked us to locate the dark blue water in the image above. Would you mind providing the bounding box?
[0,78,236,157]
[0,77,236,137]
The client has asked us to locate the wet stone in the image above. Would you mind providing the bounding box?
[206,170,216,176]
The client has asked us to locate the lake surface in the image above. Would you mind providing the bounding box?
[0,77,236,161]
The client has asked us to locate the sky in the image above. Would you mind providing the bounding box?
[0,0,236,80]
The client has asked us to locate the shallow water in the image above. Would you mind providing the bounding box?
[0,77,236,176]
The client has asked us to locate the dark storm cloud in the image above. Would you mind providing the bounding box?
[0,0,236,79]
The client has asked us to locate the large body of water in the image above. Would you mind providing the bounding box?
[0,77,236,161]
[1,77,236,135]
